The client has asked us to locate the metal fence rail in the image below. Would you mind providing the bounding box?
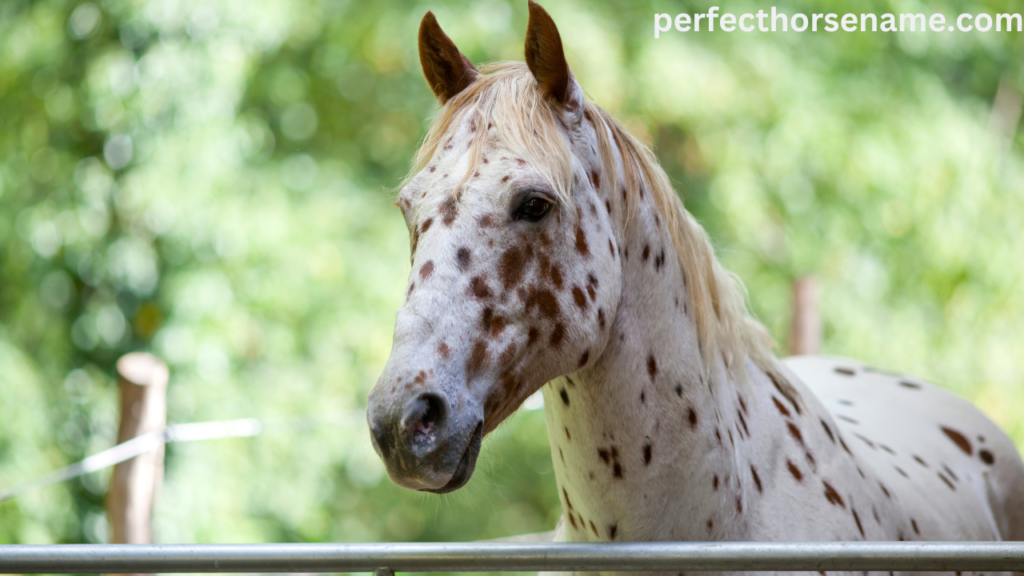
[1,542,1024,573]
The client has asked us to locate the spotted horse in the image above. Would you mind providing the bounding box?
[366,2,1024,575]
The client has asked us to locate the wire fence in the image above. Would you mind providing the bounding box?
[1,542,1023,573]
[0,413,358,503]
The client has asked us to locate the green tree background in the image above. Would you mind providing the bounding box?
[1,0,1022,554]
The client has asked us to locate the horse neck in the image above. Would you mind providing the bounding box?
[542,141,773,542]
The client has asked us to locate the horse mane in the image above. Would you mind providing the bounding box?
[406,62,792,396]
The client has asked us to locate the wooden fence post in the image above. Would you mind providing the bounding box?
[788,276,821,356]
[106,352,168,548]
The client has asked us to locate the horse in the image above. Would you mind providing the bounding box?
[366,2,1024,573]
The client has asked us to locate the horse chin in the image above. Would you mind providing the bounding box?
[422,421,483,494]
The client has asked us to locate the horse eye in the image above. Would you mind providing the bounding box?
[515,196,553,222]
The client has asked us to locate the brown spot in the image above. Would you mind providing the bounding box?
[880,482,891,498]
[548,266,565,289]
[750,465,762,492]
[899,380,922,389]
[787,422,804,445]
[737,410,750,436]
[428,165,436,172]
[821,419,835,443]
[688,408,698,429]
[911,518,920,535]
[706,518,713,532]
[598,308,606,329]
[943,464,958,481]
[470,276,491,299]
[834,367,855,376]
[853,508,865,537]
[675,384,683,397]
[840,436,853,455]
[586,284,596,301]
[769,371,802,415]
[713,475,719,490]
[608,239,615,257]
[466,340,488,374]
[913,455,928,467]
[642,245,650,261]
[941,426,972,455]
[823,481,845,508]
[526,287,560,320]
[578,350,589,367]
[575,226,590,256]
[527,327,539,346]
[643,443,652,465]
[499,246,530,288]
[938,472,956,491]
[456,247,471,269]
[572,286,588,310]
[441,196,458,226]
[589,170,600,189]
[406,282,415,299]
[589,520,598,536]
[894,466,908,477]
[568,514,577,529]
[489,315,507,338]
[980,449,995,465]
[562,488,573,509]
[787,459,803,481]
[437,342,450,358]
[605,200,612,214]
[598,448,610,464]
[421,218,434,233]
[854,434,876,449]
[613,463,622,478]
[772,396,791,417]
[419,261,435,279]
[608,524,617,539]
[559,388,569,406]
[647,355,657,381]
[735,496,743,514]
[549,323,565,347]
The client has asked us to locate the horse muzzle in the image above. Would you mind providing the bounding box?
[367,386,484,493]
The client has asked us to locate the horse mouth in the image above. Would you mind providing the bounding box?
[422,421,483,494]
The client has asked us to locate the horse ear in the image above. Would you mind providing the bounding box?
[525,0,578,108]
[418,11,478,104]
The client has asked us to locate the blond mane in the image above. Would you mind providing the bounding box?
[406,62,785,392]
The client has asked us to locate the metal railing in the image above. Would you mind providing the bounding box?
[1,542,1023,573]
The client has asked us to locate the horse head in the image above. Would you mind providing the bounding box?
[366,1,622,493]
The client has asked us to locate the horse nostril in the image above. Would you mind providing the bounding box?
[401,392,449,456]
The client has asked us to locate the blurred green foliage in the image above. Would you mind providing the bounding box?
[1,0,1022,558]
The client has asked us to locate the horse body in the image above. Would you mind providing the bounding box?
[366,3,1024,574]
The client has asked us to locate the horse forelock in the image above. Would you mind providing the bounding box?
[404,60,794,402]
